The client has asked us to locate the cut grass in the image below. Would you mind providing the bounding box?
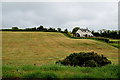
[2,64,119,78]
[2,32,118,65]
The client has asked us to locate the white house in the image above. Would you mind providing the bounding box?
[74,28,93,37]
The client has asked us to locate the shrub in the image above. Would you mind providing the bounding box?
[97,38,109,43]
[84,60,98,67]
[67,32,73,37]
[56,52,111,67]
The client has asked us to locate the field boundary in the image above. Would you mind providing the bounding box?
[63,33,119,48]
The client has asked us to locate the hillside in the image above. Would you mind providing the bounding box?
[2,32,118,65]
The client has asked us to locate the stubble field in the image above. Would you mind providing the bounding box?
[2,32,118,65]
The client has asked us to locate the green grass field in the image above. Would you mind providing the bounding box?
[2,32,119,78]
[2,64,119,78]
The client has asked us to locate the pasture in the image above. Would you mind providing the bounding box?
[2,32,118,65]
[2,64,119,78]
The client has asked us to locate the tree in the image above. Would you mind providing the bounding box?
[12,27,19,30]
[72,27,80,34]
[92,31,100,37]
[57,28,61,32]
[37,26,44,31]
[48,27,54,32]
[42,28,47,32]
[64,29,68,33]
[47,27,57,32]
[31,27,36,31]
[97,29,120,39]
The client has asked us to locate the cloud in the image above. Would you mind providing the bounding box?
[0,3,2,28]
[2,2,118,31]
[2,0,119,2]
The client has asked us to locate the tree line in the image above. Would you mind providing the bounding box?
[1,26,119,39]
[92,29,120,39]
[1,26,69,33]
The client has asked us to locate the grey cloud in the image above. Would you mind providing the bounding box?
[0,3,2,28]
[2,2,118,31]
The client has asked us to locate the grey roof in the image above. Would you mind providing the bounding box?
[79,28,91,32]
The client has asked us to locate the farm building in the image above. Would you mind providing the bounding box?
[74,28,93,37]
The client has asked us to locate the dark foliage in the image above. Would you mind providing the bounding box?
[92,30,120,39]
[2,26,60,32]
[72,27,80,34]
[84,60,98,67]
[12,27,19,30]
[57,28,62,32]
[95,38,109,43]
[92,32,101,37]
[47,27,57,32]
[63,29,68,33]
[37,26,44,31]
[56,52,111,67]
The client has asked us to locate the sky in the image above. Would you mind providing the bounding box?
[2,2,118,31]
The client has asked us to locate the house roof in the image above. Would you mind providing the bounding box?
[79,28,91,32]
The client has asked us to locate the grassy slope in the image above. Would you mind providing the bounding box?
[2,32,118,65]
[109,39,119,48]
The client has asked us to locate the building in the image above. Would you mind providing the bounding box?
[74,28,93,37]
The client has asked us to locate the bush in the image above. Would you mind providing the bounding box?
[67,32,73,37]
[56,52,111,67]
[97,38,109,43]
[84,60,98,67]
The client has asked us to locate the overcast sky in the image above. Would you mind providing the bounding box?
[2,2,118,31]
